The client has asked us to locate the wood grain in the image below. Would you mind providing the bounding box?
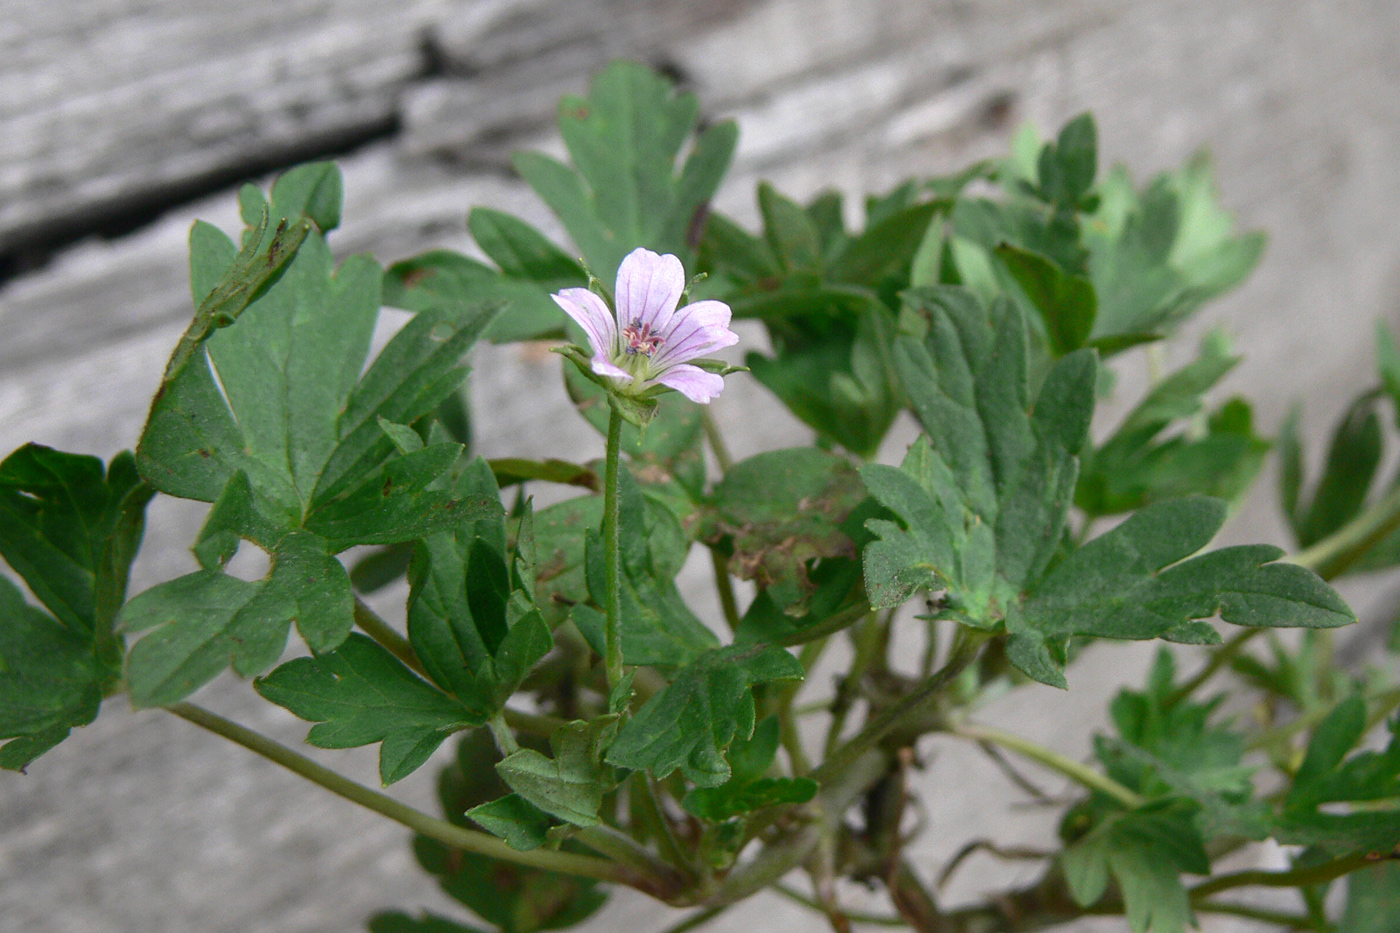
[4,1,1400,931]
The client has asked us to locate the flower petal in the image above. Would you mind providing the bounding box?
[616,248,686,334]
[592,356,634,383]
[651,300,739,368]
[553,288,616,358]
[655,363,726,404]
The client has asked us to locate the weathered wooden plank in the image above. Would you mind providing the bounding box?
[4,2,1400,932]
[0,0,450,252]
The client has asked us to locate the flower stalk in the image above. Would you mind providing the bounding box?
[167,703,637,886]
[603,405,625,691]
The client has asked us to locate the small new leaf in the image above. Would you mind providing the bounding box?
[605,644,803,787]
[1277,696,1400,855]
[465,794,553,851]
[496,717,620,828]
[1061,799,1210,933]
[681,717,818,819]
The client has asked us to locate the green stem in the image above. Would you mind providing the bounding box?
[656,904,729,933]
[603,406,625,691]
[780,699,813,777]
[772,882,908,926]
[502,706,569,737]
[636,773,694,877]
[167,703,638,887]
[1289,482,1400,579]
[575,824,688,890]
[353,598,428,680]
[889,858,946,932]
[813,630,990,787]
[711,749,890,907]
[1166,628,1260,708]
[785,601,870,649]
[1248,685,1400,753]
[1189,851,1379,899]
[823,612,884,759]
[711,547,743,633]
[945,724,1145,810]
[1193,900,1317,928]
[701,408,733,472]
[776,637,827,777]
[488,712,520,756]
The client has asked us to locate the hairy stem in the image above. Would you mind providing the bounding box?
[1193,900,1317,928]
[635,773,694,877]
[711,750,889,907]
[782,601,869,649]
[777,637,826,777]
[487,711,520,756]
[575,824,689,890]
[502,706,570,736]
[1288,482,1400,579]
[813,630,990,787]
[823,612,883,760]
[701,408,734,472]
[711,547,743,633]
[889,858,947,932]
[772,882,907,926]
[944,724,1145,810]
[603,406,625,691]
[1190,850,1380,899]
[1166,627,1260,708]
[167,703,641,888]
[655,904,729,933]
[353,598,427,679]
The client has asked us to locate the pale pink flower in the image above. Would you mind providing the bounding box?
[552,248,739,404]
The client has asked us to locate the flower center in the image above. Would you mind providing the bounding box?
[621,318,665,357]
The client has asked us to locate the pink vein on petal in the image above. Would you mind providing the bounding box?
[616,248,686,334]
[652,303,738,367]
[655,364,725,404]
[553,288,616,358]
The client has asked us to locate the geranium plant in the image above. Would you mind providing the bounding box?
[3,61,1399,932]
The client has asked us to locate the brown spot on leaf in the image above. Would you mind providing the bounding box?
[401,268,434,288]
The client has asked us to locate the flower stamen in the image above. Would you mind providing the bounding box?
[621,319,666,357]
[552,247,738,404]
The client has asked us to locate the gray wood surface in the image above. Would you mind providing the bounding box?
[3,1,1400,930]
